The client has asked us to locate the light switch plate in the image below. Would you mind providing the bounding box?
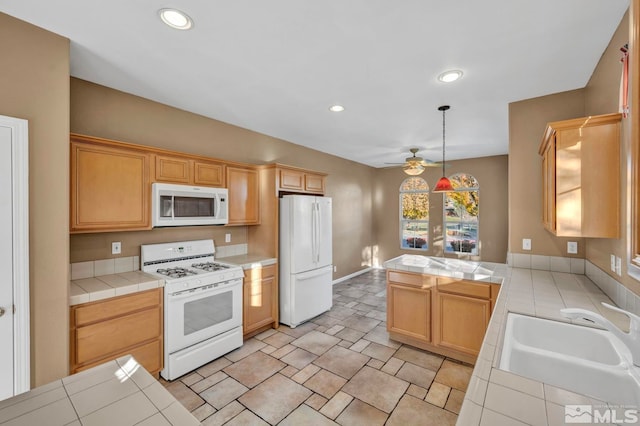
[616,256,622,276]
[611,254,616,272]
[522,238,532,251]
[567,241,578,254]
[225,233,231,243]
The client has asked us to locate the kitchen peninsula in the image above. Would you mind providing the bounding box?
[384,255,505,364]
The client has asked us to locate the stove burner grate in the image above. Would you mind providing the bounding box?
[156,267,198,279]
[192,262,231,272]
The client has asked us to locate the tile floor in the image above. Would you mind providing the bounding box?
[161,269,472,425]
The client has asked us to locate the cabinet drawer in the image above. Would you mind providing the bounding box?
[74,339,163,375]
[387,271,432,288]
[73,289,162,326]
[75,306,161,365]
[436,278,491,299]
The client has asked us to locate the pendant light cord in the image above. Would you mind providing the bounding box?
[441,107,446,176]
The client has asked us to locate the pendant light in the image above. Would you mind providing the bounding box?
[432,105,454,192]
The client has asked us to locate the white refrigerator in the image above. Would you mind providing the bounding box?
[279,195,333,328]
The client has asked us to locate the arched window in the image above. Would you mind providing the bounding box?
[444,173,479,255]
[400,177,429,250]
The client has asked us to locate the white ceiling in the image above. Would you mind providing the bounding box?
[0,1,629,167]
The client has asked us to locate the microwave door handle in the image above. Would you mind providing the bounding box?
[216,195,221,218]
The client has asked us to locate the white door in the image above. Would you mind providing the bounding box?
[0,115,29,400]
[0,125,14,400]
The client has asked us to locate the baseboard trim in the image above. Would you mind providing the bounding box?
[333,267,373,285]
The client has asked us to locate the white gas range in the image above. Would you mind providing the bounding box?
[141,239,244,380]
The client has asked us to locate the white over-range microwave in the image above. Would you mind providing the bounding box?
[152,183,228,227]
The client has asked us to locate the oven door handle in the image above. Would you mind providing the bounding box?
[169,286,220,300]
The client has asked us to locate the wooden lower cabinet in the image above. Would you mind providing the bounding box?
[386,270,499,364]
[387,283,431,342]
[435,293,490,356]
[70,289,163,375]
[243,264,278,338]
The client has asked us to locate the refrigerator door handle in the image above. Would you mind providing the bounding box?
[314,202,320,263]
[311,202,317,263]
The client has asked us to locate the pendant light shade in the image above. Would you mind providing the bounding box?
[432,105,454,193]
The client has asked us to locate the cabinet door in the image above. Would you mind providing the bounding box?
[279,169,304,191]
[304,174,325,194]
[71,141,150,232]
[243,265,277,335]
[227,167,260,225]
[387,283,430,342]
[541,139,556,232]
[194,160,225,187]
[154,155,191,183]
[435,292,490,356]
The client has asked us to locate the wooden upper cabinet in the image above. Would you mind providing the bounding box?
[152,154,226,187]
[194,160,225,187]
[71,135,151,233]
[539,113,621,238]
[154,155,190,183]
[277,166,326,195]
[227,166,260,225]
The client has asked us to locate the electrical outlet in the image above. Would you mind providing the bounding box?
[616,256,622,276]
[567,241,578,254]
[333,266,337,273]
[225,233,231,243]
[522,238,531,251]
[611,254,616,272]
[111,242,121,255]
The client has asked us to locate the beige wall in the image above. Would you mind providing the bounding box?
[508,11,639,293]
[70,79,375,278]
[0,13,70,386]
[374,155,509,264]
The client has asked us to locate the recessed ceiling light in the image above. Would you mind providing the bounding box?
[438,70,463,83]
[159,8,193,30]
[329,105,345,112]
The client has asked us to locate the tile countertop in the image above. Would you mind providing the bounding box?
[70,271,163,306]
[455,266,631,426]
[383,254,508,284]
[218,254,277,270]
[0,355,199,426]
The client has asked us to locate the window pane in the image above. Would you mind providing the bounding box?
[402,193,429,220]
[401,221,428,250]
[445,191,478,222]
[400,177,429,191]
[445,222,478,254]
[450,173,479,189]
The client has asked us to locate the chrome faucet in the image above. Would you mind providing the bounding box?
[561,303,640,367]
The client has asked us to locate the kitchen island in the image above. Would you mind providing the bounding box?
[384,255,506,364]
[0,355,199,425]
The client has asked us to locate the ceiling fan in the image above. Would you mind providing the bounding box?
[385,148,442,175]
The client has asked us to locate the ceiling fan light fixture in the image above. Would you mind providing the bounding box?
[159,8,193,30]
[403,164,425,176]
[329,104,345,112]
[437,70,463,83]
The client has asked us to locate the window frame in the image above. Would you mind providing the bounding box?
[442,173,480,256]
[399,177,430,251]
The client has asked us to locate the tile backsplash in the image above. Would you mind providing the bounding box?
[71,256,139,280]
[507,252,640,316]
[70,244,248,281]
